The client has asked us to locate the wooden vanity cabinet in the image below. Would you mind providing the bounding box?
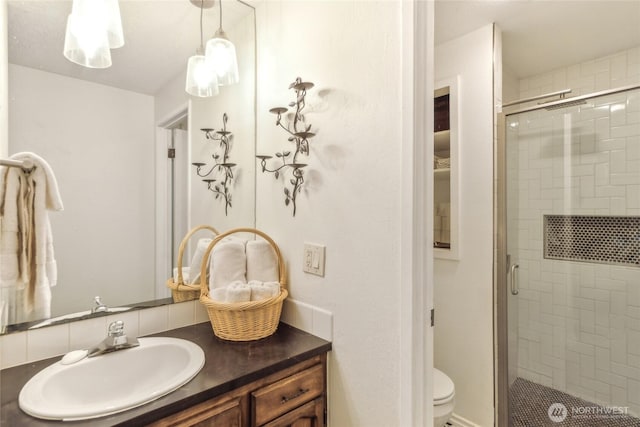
[148,354,327,427]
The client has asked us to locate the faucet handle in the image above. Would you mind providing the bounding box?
[108,320,125,337]
[91,296,108,313]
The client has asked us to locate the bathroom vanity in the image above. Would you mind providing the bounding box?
[0,322,331,426]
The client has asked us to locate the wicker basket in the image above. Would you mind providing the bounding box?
[199,227,288,341]
[166,225,219,303]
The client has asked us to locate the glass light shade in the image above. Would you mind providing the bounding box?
[69,0,124,49]
[185,54,219,97]
[104,0,124,49]
[63,13,112,69]
[205,34,239,86]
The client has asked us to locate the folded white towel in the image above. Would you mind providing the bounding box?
[246,240,279,283]
[225,281,251,303]
[211,287,227,302]
[188,238,212,284]
[249,280,280,301]
[172,267,190,284]
[209,239,247,290]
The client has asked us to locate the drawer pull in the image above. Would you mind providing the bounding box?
[281,387,310,404]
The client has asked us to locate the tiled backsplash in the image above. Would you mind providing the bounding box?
[510,46,640,415]
[0,299,333,370]
[0,300,210,369]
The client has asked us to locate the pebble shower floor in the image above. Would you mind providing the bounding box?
[510,378,640,426]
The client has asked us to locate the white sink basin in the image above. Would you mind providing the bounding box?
[29,307,133,329]
[19,337,205,421]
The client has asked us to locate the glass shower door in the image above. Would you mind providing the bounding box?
[500,86,640,426]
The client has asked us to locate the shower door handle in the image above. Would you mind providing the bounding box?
[510,264,519,295]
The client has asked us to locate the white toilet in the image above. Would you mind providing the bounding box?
[433,368,455,427]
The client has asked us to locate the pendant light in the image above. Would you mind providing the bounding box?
[186,0,219,97]
[205,0,239,86]
[63,0,124,69]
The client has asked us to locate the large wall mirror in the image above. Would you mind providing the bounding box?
[1,0,256,334]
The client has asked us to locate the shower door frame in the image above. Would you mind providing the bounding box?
[494,83,640,427]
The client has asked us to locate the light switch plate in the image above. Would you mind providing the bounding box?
[303,243,325,276]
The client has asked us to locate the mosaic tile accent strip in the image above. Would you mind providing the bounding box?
[544,215,640,267]
[510,378,640,427]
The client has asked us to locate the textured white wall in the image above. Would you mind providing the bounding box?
[255,1,403,425]
[8,65,156,316]
[434,24,496,427]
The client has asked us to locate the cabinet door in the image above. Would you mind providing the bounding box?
[148,397,245,427]
[260,397,325,427]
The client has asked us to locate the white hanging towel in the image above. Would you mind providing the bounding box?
[0,152,63,323]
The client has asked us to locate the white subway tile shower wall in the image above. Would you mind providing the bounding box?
[511,54,640,417]
[519,47,640,100]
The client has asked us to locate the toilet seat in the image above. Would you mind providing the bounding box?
[434,368,455,405]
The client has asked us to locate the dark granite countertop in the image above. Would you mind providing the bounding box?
[1,322,332,426]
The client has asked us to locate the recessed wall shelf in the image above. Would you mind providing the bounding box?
[434,76,460,260]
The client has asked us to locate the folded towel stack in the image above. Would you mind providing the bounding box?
[249,280,280,301]
[206,236,281,303]
[225,281,251,303]
[246,240,279,283]
[210,280,280,303]
[209,238,247,290]
[434,202,451,244]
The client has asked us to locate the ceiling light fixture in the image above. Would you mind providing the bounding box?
[186,0,219,97]
[205,0,239,86]
[63,0,124,69]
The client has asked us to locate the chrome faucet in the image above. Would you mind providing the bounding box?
[87,320,139,358]
[91,296,108,314]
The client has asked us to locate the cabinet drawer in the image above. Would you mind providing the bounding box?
[147,396,244,427]
[252,364,324,426]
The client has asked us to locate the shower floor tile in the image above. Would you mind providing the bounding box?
[510,377,640,427]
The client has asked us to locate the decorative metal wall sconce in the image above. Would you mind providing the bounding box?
[192,113,236,216]
[256,77,315,216]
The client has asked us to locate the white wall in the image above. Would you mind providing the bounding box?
[154,69,188,126]
[434,24,495,427]
[8,65,156,317]
[255,1,404,425]
[0,0,7,158]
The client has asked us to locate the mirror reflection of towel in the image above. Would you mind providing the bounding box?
[0,152,63,323]
[188,238,212,284]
